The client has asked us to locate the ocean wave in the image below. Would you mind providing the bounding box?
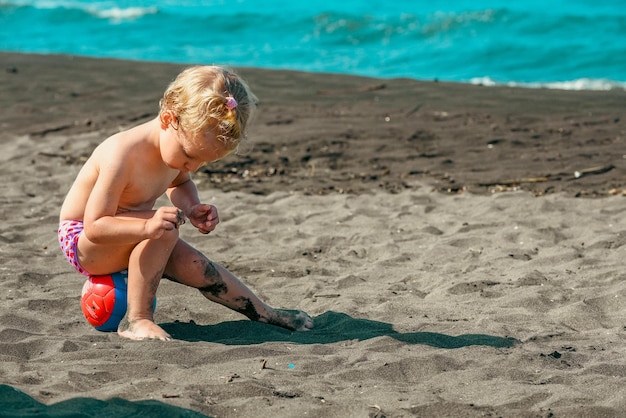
[470,76,626,91]
[309,8,501,43]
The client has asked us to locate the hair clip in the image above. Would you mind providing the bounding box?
[225,97,238,110]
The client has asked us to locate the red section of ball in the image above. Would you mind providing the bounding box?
[81,275,116,327]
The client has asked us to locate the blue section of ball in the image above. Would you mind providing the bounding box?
[94,271,128,332]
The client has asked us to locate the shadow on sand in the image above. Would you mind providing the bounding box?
[161,311,518,348]
[0,384,208,418]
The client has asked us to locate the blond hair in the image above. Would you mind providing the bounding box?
[159,66,257,151]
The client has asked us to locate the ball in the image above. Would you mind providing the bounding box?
[80,271,128,332]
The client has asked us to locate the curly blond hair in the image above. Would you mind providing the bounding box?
[159,66,257,151]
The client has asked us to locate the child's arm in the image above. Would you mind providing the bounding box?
[83,152,180,244]
[167,174,220,234]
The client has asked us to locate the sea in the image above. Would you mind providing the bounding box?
[1,0,625,90]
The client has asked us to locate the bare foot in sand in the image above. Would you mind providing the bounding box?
[118,318,172,341]
[263,309,314,331]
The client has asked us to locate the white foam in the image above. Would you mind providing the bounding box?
[6,0,158,21]
[470,76,626,91]
[91,6,158,21]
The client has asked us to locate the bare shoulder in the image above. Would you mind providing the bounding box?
[92,120,157,170]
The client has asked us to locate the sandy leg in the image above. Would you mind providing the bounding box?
[165,239,314,332]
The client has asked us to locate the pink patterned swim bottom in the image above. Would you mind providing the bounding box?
[58,220,90,276]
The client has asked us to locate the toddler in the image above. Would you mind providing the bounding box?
[58,66,314,341]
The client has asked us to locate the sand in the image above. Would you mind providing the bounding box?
[1,52,626,417]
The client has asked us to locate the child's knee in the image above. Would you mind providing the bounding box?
[192,256,225,290]
[157,227,180,246]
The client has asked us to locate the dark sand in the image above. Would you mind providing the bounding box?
[1,52,626,417]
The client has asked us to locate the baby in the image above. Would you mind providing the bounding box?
[58,66,314,341]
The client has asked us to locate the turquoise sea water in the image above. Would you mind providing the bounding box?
[1,0,625,90]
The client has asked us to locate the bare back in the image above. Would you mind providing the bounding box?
[59,119,181,222]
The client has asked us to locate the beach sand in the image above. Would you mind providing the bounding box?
[1,52,626,417]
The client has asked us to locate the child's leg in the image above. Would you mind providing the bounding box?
[164,239,314,331]
[118,229,180,341]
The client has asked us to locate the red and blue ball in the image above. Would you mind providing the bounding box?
[80,272,129,332]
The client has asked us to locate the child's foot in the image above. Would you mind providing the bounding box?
[264,309,314,331]
[118,318,172,341]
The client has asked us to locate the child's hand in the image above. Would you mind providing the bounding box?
[144,206,184,238]
[188,204,220,234]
